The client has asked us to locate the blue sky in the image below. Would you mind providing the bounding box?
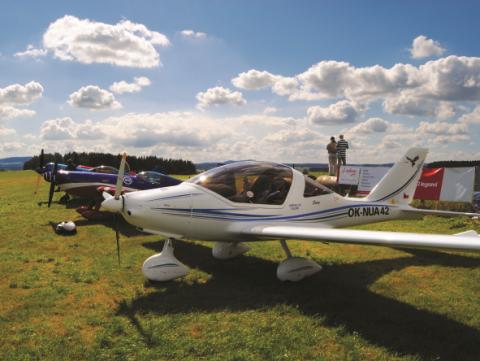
[0,0,479,163]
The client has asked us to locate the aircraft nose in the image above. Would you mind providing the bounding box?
[101,195,124,213]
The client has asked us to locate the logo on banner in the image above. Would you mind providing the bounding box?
[414,168,444,201]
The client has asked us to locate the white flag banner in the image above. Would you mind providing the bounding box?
[338,166,361,185]
[439,167,475,202]
[357,167,390,194]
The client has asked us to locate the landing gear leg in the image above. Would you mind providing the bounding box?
[142,238,189,282]
[276,240,322,282]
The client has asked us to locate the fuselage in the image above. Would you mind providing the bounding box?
[115,167,407,242]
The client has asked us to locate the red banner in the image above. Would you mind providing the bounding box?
[414,168,444,200]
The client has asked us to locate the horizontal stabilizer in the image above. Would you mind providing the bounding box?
[455,230,479,238]
[402,208,480,218]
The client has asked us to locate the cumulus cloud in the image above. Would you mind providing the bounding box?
[40,117,106,140]
[1,142,24,152]
[263,128,318,143]
[271,77,300,97]
[233,56,480,122]
[458,105,480,125]
[297,61,353,98]
[383,91,440,116]
[410,35,446,59]
[232,70,279,90]
[43,15,170,68]
[0,106,36,120]
[180,29,207,39]
[307,100,359,125]
[346,117,388,134]
[14,44,47,58]
[40,117,77,140]
[196,86,246,110]
[109,76,151,94]
[263,106,277,114]
[0,81,43,105]
[76,120,107,139]
[0,81,43,120]
[68,85,122,110]
[416,120,468,136]
[235,114,297,128]
[416,56,480,101]
[100,112,227,148]
[0,127,16,137]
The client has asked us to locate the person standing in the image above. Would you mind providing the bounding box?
[336,134,349,166]
[326,136,337,176]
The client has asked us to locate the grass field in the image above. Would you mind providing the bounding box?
[1,170,480,361]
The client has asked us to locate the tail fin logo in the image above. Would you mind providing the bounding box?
[406,155,419,167]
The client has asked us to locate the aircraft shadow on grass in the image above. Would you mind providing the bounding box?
[117,240,480,360]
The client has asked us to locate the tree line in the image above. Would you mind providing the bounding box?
[23,151,197,175]
[427,160,480,168]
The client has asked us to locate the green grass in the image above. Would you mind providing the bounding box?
[1,171,480,361]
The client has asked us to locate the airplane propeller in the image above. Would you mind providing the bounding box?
[101,152,127,265]
[47,162,58,208]
[33,149,45,195]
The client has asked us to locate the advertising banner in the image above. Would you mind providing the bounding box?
[339,165,475,202]
[439,167,475,202]
[413,168,444,200]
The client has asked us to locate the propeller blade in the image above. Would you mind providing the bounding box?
[113,153,126,266]
[114,153,127,200]
[115,214,121,266]
[34,149,45,195]
[47,162,58,208]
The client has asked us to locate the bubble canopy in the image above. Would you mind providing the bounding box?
[189,161,293,205]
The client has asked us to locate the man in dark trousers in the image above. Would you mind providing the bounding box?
[336,134,349,166]
[326,136,337,176]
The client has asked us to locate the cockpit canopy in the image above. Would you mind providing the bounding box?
[189,161,293,205]
[91,165,119,174]
[136,171,165,185]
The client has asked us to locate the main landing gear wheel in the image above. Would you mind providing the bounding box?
[142,239,189,282]
[276,240,322,282]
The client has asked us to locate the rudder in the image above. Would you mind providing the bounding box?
[366,147,428,204]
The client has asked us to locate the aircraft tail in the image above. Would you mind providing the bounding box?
[365,147,428,205]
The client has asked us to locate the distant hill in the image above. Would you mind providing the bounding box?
[0,156,32,170]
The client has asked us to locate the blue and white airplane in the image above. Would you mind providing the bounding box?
[101,149,480,282]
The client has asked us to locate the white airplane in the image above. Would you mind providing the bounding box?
[101,148,480,282]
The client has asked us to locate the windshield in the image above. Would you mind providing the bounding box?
[189,161,293,205]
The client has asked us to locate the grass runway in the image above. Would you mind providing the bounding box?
[1,170,480,361]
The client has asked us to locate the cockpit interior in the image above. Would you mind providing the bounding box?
[189,161,331,205]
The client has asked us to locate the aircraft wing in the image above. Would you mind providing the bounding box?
[236,224,480,252]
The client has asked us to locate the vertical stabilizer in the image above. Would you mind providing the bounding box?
[366,148,428,204]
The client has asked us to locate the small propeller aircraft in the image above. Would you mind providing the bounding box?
[43,162,182,209]
[101,148,480,282]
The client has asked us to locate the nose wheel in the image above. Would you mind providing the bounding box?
[276,240,322,282]
[142,239,189,282]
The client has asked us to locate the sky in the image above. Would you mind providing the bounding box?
[1,0,480,163]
